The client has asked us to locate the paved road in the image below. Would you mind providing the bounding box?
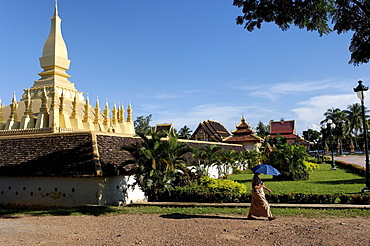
[334,155,366,168]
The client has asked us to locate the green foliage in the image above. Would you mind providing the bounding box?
[266,193,370,205]
[134,114,153,135]
[199,176,246,194]
[243,150,261,169]
[121,130,192,199]
[177,125,193,139]
[266,141,309,181]
[303,161,320,171]
[303,129,321,143]
[234,0,333,35]
[233,0,370,65]
[190,144,221,177]
[255,120,270,138]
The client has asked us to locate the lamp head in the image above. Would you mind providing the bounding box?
[354,80,368,100]
[330,123,336,129]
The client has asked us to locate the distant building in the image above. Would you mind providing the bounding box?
[154,123,174,133]
[223,116,264,151]
[269,119,305,144]
[191,120,230,142]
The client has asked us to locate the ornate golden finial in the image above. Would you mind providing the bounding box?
[127,102,132,122]
[95,96,100,108]
[83,93,91,123]
[111,101,117,125]
[54,0,58,15]
[70,92,78,119]
[103,99,110,126]
[118,103,124,123]
[94,97,101,124]
[241,114,246,124]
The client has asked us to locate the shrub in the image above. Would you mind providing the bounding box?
[199,176,246,194]
[303,161,320,171]
[267,142,309,181]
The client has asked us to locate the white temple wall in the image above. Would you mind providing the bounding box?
[0,176,146,207]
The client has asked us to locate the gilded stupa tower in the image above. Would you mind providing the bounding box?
[33,1,74,91]
[0,2,135,135]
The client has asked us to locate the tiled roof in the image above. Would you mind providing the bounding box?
[224,117,263,144]
[224,134,263,143]
[270,120,296,134]
[0,133,139,177]
[191,120,230,142]
[154,124,173,133]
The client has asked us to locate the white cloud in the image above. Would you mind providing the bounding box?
[238,78,359,101]
[292,93,359,133]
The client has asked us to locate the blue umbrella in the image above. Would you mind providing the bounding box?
[251,164,281,176]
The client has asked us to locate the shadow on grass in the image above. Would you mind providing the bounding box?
[313,178,364,185]
[0,205,119,218]
[160,213,246,221]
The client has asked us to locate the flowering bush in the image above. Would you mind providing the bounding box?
[303,161,320,171]
[199,176,246,194]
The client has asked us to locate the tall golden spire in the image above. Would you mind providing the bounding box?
[32,1,75,91]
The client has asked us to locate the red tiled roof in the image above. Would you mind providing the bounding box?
[270,120,296,134]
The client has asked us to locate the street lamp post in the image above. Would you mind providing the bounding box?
[320,127,326,163]
[354,80,370,192]
[322,119,336,170]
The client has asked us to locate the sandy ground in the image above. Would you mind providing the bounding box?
[1,214,369,246]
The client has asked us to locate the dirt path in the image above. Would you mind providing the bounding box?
[1,214,369,245]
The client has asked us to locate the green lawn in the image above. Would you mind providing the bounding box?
[1,205,369,218]
[229,164,365,194]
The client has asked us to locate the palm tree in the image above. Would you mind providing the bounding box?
[191,144,221,177]
[121,130,192,199]
[344,103,365,148]
[344,103,364,137]
[177,125,193,139]
[321,108,349,155]
[134,114,153,135]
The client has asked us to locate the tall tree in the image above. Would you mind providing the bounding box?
[177,125,193,139]
[321,108,349,154]
[233,0,370,65]
[344,103,364,137]
[256,120,270,138]
[134,114,153,136]
[303,129,321,143]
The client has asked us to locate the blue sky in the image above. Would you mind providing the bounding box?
[1,1,369,136]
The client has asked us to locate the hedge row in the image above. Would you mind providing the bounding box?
[334,160,366,177]
[150,189,370,205]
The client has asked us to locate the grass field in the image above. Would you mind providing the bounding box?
[229,164,365,194]
[1,205,369,218]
